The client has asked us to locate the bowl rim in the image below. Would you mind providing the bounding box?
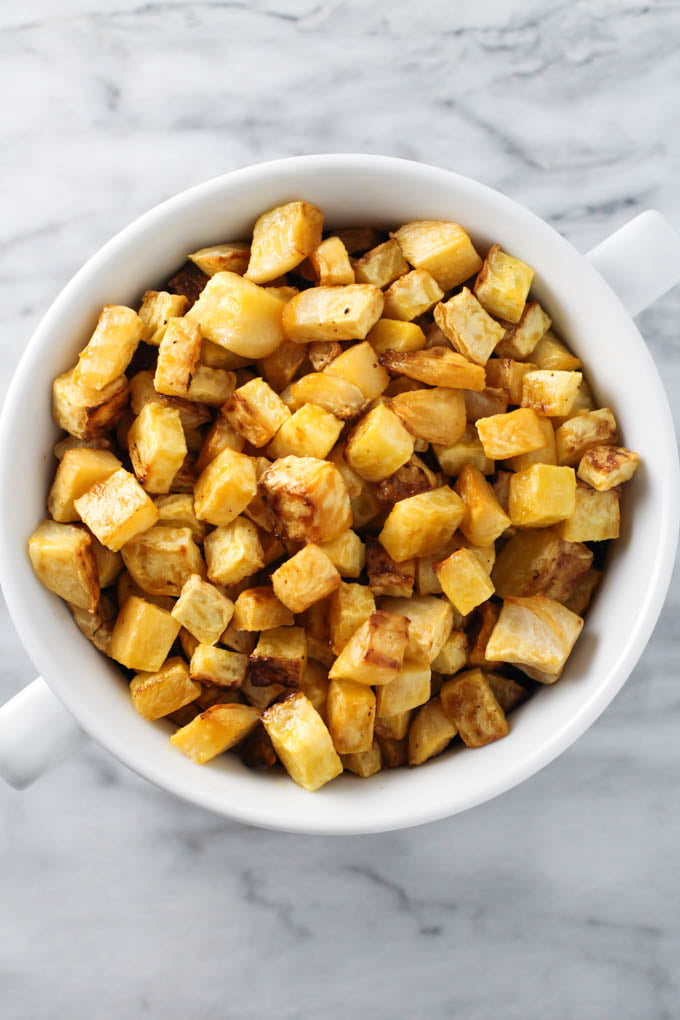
[1,153,678,833]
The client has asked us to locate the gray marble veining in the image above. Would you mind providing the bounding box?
[1,1,680,1017]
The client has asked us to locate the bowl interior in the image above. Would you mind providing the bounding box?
[1,155,677,833]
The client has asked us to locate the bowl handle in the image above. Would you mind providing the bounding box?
[586,210,680,317]
[0,677,87,788]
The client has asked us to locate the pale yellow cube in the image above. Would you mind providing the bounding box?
[110,595,181,671]
[354,238,409,288]
[440,669,509,747]
[138,290,189,346]
[271,543,341,613]
[434,287,504,366]
[455,464,511,546]
[222,378,289,448]
[186,271,286,358]
[171,574,234,644]
[435,548,495,615]
[495,301,551,359]
[318,529,366,578]
[345,404,415,483]
[153,317,203,396]
[52,369,129,440]
[47,448,122,522]
[380,594,453,664]
[188,241,250,277]
[128,403,187,494]
[392,220,482,290]
[28,520,100,612]
[299,660,330,722]
[433,426,495,477]
[323,340,390,400]
[329,582,376,654]
[491,528,593,602]
[129,370,211,432]
[380,347,486,391]
[257,340,307,392]
[130,658,200,720]
[73,305,143,390]
[382,269,444,321]
[266,403,343,460]
[185,366,236,406]
[259,456,352,544]
[484,357,537,405]
[190,644,248,687]
[431,630,468,675]
[154,493,206,542]
[327,679,376,754]
[367,318,426,355]
[246,201,323,283]
[74,468,159,551]
[193,448,257,526]
[309,236,355,286]
[196,413,245,473]
[171,703,259,764]
[342,740,383,778]
[555,485,620,542]
[555,409,618,466]
[376,662,431,718]
[577,445,639,491]
[408,696,458,765]
[308,340,343,371]
[281,372,367,420]
[474,244,534,324]
[262,691,342,791]
[390,386,466,447]
[521,369,582,417]
[485,594,583,680]
[379,487,465,562]
[531,330,581,371]
[121,525,205,596]
[204,517,263,585]
[232,586,294,631]
[506,416,557,471]
[476,407,547,460]
[328,610,409,686]
[509,464,576,527]
[282,284,384,342]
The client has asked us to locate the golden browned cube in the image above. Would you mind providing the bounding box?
[298,660,330,721]
[271,543,341,613]
[53,435,113,460]
[375,455,438,505]
[323,340,390,400]
[52,369,130,440]
[382,269,444,321]
[185,366,236,406]
[258,339,307,392]
[375,711,414,740]
[486,672,528,714]
[154,493,206,542]
[190,644,248,687]
[282,283,384,342]
[342,739,382,778]
[434,287,504,366]
[555,485,620,542]
[578,445,639,491]
[259,455,352,544]
[281,372,367,420]
[129,370,211,432]
[376,662,431,718]
[171,573,234,644]
[110,595,181,672]
[530,330,581,371]
[241,724,278,770]
[433,425,495,477]
[495,301,551,359]
[380,594,453,664]
[91,539,123,588]
[354,238,409,288]
[262,691,342,791]
[463,386,509,425]
[246,201,323,283]
[376,735,408,768]
[73,304,143,390]
[318,529,366,578]
[186,271,285,358]
[492,528,593,602]
[474,244,534,324]
[467,602,502,668]
[345,404,415,483]
[128,403,187,494]
[475,407,546,460]
[193,447,257,526]
[171,703,260,765]
[485,594,583,681]
[74,467,159,551]
[117,570,174,612]
[390,386,466,447]
[563,567,602,616]
[435,548,494,615]
[138,290,189,346]
[555,409,619,466]
[130,658,200,720]
[408,696,458,765]
[47,448,121,522]
[327,679,376,754]
[199,341,250,371]
[484,358,537,405]
[455,464,511,546]
[368,318,426,356]
[267,403,343,461]
[328,610,409,686]
[308,340,343,371]
[223,377,290,448]
[506,416,557,471]
[204,517,263,585]
[379,487,465,562]
[329,582,376,654]
[68,595,115,653]
[367,540,416,598]
[380,347,485,391]
[188,241,250,277]
[232,586,294,631]
[521,369,582,417]
[508,464,576,527]
[309,236,355,286]
[334,227,382,254]
[121,525,205,597]
[153,317,203,397]
[28,520,100,612]
[439,669,509,747]
[392,220,482,290]
[431,630,468,675]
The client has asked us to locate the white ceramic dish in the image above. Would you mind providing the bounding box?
[0,154,678,834]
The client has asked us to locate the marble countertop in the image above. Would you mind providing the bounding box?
[1,1,679,1016]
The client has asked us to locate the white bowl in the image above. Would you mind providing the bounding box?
[0,154,678,833]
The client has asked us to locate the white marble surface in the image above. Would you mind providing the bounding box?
[1,1,680,1016]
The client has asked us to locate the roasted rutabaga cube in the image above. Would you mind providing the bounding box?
[47,448,121,522]
[390,386,466,447]
[318,529,366,578]
[485,594,583,682]
[435,548,495,616]
[433,425,494,477]
[484,358,537,406]
[439,669,509,747]
[555,409,618,466]
[308,340,343,371]
[329,610,409,686]
[555,485,620,542]
[109,595,181,672]
[233,586,294,631]
[171,574,234,644]
[154,493,206,542]
[382,269,444,321]
[224,377,290,447]
[353,238,409,288]
[521,370,582,417]
[28,520,100,612]
[378,487,465,562]
[345,404,415,482]
[246,201,323,283]
[153,317,203,397]
[508,464,576,527]
[190,645,248,687]
[327,679,376,754]
[130,658,200,720]
[376,662,431,717]
[475,407,547,460]
[455,464,511,547]
[138,290,189,346]
[408,696,458,765]
[52,369,130,440]
[431,630,468,675]
[392,220,483,291]
[492,528,593,602]
[577,445,639,491]
[434,287,504,366]
[474,244,534,324]
[298,660,330,721]
[380,347,486,391]
[271,543,341,613]
[262,691,343,792]
[282,284,384,342]
[186,271,286,358]
[258,339,307,392]
[128,403,187,494]
[495,301,551,359]
[193,447,257,526]
[281,372,367,421]
[185,366,236,407]
[366,540,416,598]
[329,582,376,654]
[505,416,557,472]
[563,567,602,617]
[121,525,205,596]
[129,371,211,432]
[531,330,581,371]
[74,467,159,551]
[380,595,453,664]
[267,403,344,460]
[204,517,263,585]
[171,703,260,765]
[73,305,144,390]
[259,455,352,544]
[309,236,355,286]
[323,340,390,400]
[342,739,383,778]
[368,318,426,355]
[375,455,438,505]
[188,241,251,277]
